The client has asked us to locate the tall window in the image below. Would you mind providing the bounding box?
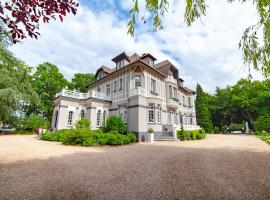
[183,96,186,105]
[135,75,141,88]
[114,81,117,92]
[67,111,73,125]
[190,117,193,125]
[148,59,154,67]
[54,111,58,128]
[103,111,107,126]
[80,110,85,119]
[119,78,123,90]
[148,104,155,123]
[118,106,127,122]
[173,88,177,99]
[156,105,161,123]
[97,86,101,92]
[106,84,110,95]
[150,79,156,93]
[168,112,172,124]
[174,113,178,124]
[188,97,192,107]
[97,110,101,127]
[169,85,173,98]
[179,113,182,124]
[116,60,124,69]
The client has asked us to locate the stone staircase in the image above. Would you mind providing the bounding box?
[154,131,179,141]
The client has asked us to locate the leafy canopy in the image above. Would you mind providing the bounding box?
[70,73,96,93]
[128,0,270,77]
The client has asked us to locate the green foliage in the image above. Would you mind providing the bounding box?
[177,129,206,141]
[0,44,38,126]
[23,114,48,131]
[229,123,244,132]
[15,129,34,135]
[40,129,136,146]
[255,131,270,144]
[213,127,220,134]
[254,115,270,132]
[31,62,69,120]
[104,115,127,134]
[75,118,91,129]
[69,73,96,93]
[147,128,154,133]
[195,84,213,133]
[129,0,270,77]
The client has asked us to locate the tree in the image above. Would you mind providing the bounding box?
[128,0,270,77]
[70,73,96,93]
[0,43,38,126]
[0,0,79,43]
[31,62,68,120]
[195,84,213,133]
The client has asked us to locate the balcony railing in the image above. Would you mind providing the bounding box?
[129,87,146,97]
[55,89,111,101]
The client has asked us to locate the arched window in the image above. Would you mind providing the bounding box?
[103,111,107,126]
[97,110,101,127]
[81,110,85,119]
[67,111,73,125]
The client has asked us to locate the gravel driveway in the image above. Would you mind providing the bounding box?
[0,134,269,200]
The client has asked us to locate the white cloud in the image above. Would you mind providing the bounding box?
[9,0,263,93]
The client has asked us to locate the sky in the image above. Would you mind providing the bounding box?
[9,0,263,93]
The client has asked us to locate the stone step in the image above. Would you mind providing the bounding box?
[154,137,179,141]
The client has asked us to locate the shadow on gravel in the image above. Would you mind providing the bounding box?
[0,143,270,200]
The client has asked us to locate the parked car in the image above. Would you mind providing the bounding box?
[0,126,16,134]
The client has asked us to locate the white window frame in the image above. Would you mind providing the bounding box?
[80,110,85,119]
[148,104,155,123]
[106,84,110,96]
[150,78,156,93]
[103,111,107,126]
[119,78,123,91]
[67,111,73,125]
[114,80,117,92]
[97,110,101,127]
[135,75,141,88]
[156,105,161,123]
[169,85,173,98]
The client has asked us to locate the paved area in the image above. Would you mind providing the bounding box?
[0,134,269,200]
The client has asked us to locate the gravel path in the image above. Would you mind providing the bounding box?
[0,134,269,200]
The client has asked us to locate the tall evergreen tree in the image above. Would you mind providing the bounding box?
[195,84,213,133]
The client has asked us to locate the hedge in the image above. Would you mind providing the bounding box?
[177,129,206,141]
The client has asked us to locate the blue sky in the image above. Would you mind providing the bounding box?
[10,0,262,93]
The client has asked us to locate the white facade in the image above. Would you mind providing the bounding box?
[52,52,200,141]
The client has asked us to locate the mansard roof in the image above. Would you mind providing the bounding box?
[95,65,115,78]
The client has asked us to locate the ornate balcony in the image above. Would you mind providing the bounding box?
[55,89,111,101]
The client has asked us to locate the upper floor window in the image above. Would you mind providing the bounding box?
[169,85,173,98]
[106,84,110,95]
[148,104,155,123]
[114,81,117,92]
[80,110,85,119]
[67,111,73,125]
[97,110,101,127]
[168,112,172,124]
[135,75,141,88]
[97,86,101,92]
[183,96,186,105]
[150,79,156,93]
[148,59,154,67]
[188,97,192,107]
[174,113,178,124]
[119,78,123,90]
[116,60,124,69]
[173,88,177,99]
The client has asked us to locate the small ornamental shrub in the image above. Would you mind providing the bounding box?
[105,115,127,134]
[196,133,203,139]
[221,125,229,134]
[75,118,91,129]
[127,132,137,142]
[147,128,154,133]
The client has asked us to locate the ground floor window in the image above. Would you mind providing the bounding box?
[103,111,107,126]
[148,104,155,123]
[168,112,172,124]
[80,110,85,119]
[97,110,101,127]
[156,105,161,123]
[68,111,73,125]
[190,117,193,125]
[118,106,127,122]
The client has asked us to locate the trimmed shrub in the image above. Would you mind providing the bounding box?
[75,118,91,129]
[83,138,95,147]
[104,115,127,134]
[196,133,203,139]
[127,132,137,142]
[177,129,206,141]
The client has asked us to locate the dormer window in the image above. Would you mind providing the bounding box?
[112,52,130,70]
[140,53,156,68]
[116,60,125,69]
[148,59,154,67]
